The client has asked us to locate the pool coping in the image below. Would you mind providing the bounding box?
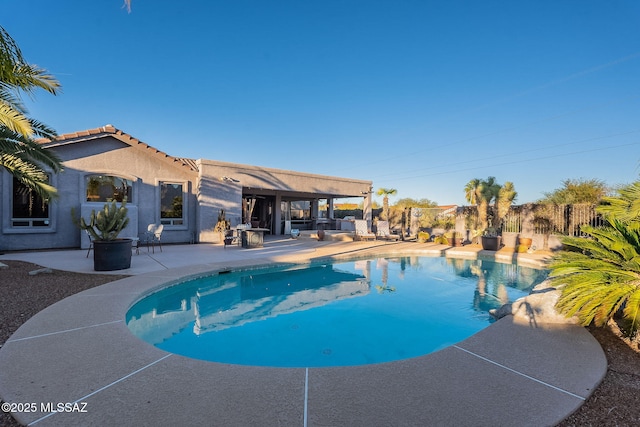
[0,243,607,426]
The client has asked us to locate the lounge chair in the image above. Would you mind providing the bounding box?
[376,220,400,240]
[354,219,376,241]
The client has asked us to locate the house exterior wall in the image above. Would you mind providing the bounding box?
[1,136,197,251]
[1,131,373,251]
[197,160,373,241]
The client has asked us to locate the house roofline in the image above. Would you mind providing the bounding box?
[38,125,198,173]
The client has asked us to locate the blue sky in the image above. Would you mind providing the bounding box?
[5,1,640,205]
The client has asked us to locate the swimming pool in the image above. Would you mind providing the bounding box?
[126,256,548,367]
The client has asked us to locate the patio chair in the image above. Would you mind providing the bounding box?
[376,220,400,241]
[145,224,164,253]
[354,219,376,241]
[85,230,94,258]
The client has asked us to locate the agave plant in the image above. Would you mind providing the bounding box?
[547,182,640,338]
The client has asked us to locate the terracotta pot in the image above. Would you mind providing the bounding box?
[519,237,533,248]
[447,237,463,247]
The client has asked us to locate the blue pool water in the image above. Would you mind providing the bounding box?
[126,256,547,367]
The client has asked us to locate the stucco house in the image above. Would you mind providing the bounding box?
[0,125,373,251]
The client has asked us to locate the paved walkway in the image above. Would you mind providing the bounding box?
[0,239,606,426]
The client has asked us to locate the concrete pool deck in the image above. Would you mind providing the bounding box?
[0,239,607,426]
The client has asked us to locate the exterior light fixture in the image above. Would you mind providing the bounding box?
[360,186,373,194]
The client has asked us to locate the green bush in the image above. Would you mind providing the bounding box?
[433,235,448,244]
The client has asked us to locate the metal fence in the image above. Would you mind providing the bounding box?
[530,204,605,237]
[465,204,605,237]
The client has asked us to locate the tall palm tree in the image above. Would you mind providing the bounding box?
[464,178,481,206]
[548,182,640,338]
[376,188,397,221]
[0,26,63,199]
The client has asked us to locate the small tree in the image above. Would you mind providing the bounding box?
[539,178,609,205]
[376,188,397,221]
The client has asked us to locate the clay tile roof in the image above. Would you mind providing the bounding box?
[38,125,198,172]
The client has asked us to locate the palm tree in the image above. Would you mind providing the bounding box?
[0,26,63,199]
[0,26,60,136]
[548,181,640,339]
[464,178,481,206]
[376,188,397,221]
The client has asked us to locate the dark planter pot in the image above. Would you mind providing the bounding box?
[93,239,132,271]
[481,236,501,251]
[317,229,325,241]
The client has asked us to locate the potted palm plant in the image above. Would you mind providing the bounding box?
[73,199,132,271]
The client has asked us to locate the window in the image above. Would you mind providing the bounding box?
[12,177,50,228]
[290,201,311,220]
[160,182,184,226]
[281,200,311,221]
[86,175,132,202]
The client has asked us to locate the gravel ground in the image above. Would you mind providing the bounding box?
[1,260,639,426]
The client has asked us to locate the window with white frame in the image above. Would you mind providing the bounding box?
[160,182,185,226]
[11,176,50,228]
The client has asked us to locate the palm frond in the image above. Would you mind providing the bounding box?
[0,88,27,113]
[27,119,57,140]
[598,182,640,223]
[0,126,63,200]
[9,63,60,95]
[550,196,640,337]
[623,288,640,335]
[0,100,32,136]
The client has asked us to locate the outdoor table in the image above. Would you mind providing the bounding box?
[241,228,269,248]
